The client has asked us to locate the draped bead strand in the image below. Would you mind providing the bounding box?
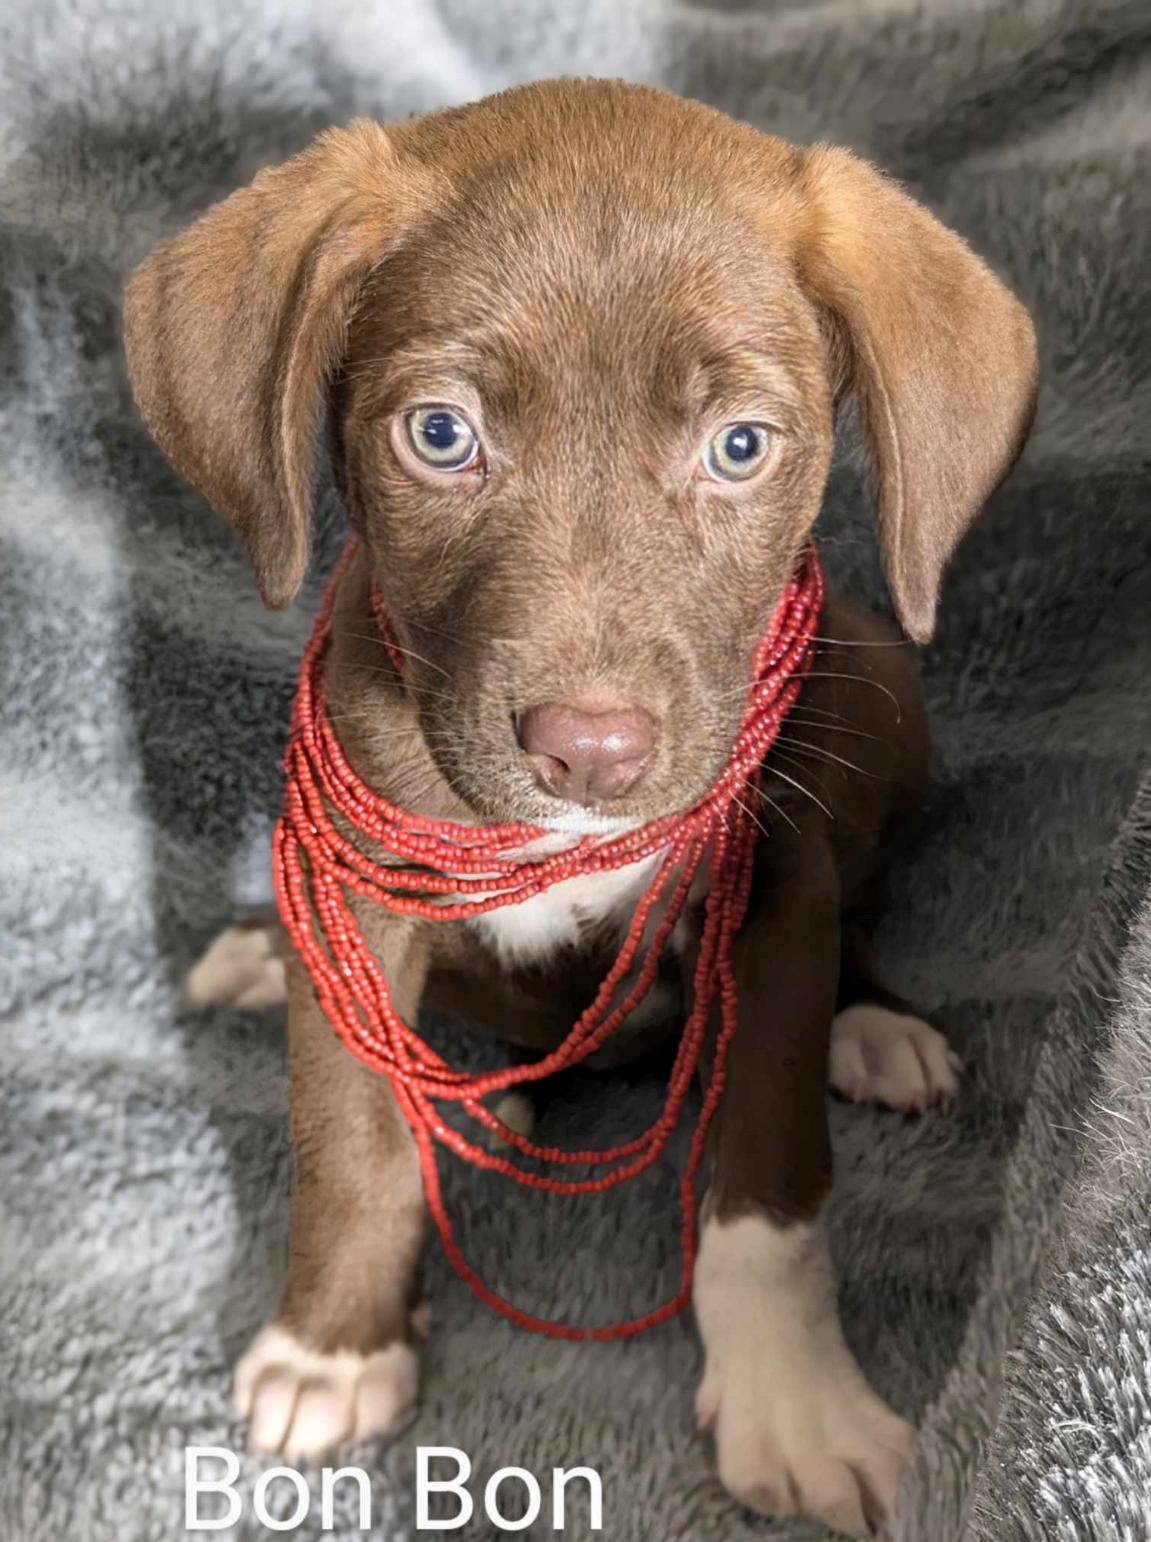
[273,538,824,1340]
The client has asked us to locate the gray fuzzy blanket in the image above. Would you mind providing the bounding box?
[3,1,1151,1538]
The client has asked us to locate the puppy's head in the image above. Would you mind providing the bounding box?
[124,80,1036,832]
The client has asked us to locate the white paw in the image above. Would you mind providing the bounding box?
[694,1213,914,1535]
[830,1004,960,1113]
[184,920,287,1010]
[233,1325,418,1461]
[486,1090,536,1151]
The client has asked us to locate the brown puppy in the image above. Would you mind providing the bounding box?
[124,78,1036,1534]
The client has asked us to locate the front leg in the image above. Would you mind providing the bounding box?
[694,837,913,1536]
[234,924,429,1461]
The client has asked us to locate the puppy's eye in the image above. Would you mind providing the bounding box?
[702,422,772,482]
[405,407,479,471]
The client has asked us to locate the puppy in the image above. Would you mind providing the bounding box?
[124,78,1036,1534]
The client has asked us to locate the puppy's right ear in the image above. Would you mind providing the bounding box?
[124,121,429,608]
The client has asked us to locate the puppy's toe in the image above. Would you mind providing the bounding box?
[183,919,287,1011]
[830,1004,959,1113]
[705,1335,913,1535]
[234,1324,418,1461]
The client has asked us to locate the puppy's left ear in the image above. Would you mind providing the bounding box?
[795,147,1038,642]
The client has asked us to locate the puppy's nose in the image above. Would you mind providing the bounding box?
[517,702,655,805]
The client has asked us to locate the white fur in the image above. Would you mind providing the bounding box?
[830,1004,961,1112]
[694,1209,914,1534]
[468,840,669,969]
[234,1324,418,1461]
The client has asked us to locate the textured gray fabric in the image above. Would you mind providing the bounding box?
[3,1,1151,1538]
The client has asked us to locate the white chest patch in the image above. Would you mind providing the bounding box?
[469,845,668,969]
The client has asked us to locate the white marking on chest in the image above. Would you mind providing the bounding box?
[469,844,667,969]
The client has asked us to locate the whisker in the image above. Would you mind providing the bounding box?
[730,790,775,844]
[738,787,800,838]
[761,763,834,821]
[324,715,460,752]
[782,712,882,744]
[801,671,902,718]
[775,737,887,782]
[324,703,456,729]
[324,712,421,733]
[811,634,909,649]
[338,663,457,701]
[780,700,850,718]
[333,627,403,648]
[339,631,453,681]
[409,617,466,647]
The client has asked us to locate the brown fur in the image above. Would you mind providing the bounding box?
[123,76,1035,1523]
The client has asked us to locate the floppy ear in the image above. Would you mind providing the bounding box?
[796,147,1038,642]
[123,121,428,609]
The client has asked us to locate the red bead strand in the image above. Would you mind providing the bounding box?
[273,538,824,1340]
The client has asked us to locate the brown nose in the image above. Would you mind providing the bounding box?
[517,702,655,806]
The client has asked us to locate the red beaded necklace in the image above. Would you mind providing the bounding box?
[273,538,824,1340]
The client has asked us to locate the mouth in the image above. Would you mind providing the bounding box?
[448,752,687,838]
[532,805,652,837]
[499,752,729,837]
